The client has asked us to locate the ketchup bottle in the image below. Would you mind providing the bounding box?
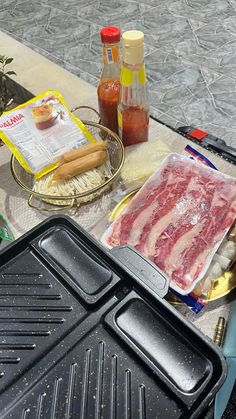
[118,30,149,146]
[97,26,120,134]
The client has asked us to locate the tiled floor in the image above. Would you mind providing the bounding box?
[2,0,236,147]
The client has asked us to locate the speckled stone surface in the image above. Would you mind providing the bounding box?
[2,0,236,147]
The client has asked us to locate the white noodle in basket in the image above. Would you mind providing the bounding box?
[33,161,112,207]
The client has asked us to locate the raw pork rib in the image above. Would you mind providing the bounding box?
[105,154,236,293]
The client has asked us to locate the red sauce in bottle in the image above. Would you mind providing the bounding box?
[97,79,120,134]
[120,106,149,146]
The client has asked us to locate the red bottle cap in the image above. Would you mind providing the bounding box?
[100,26,120,43]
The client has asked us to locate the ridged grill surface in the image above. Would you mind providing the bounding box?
[0,250,86,393]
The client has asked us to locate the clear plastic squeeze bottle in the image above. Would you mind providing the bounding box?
[118,30,149,146]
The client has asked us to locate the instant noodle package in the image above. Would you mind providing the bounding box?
[0,90,95,178]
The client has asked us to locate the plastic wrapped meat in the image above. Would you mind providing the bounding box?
[103,154,236,294]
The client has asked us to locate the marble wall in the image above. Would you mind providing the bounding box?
[2,0,236,146]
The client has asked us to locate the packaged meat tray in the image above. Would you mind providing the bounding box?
[102,154,236,294]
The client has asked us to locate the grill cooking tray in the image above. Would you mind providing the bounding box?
[0,216,226,419]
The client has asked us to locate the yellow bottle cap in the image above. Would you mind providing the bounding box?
[122,30,144,65]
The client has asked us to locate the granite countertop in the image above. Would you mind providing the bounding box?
[2,0,236,148]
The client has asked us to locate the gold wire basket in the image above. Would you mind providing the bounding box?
[10,118,125,211]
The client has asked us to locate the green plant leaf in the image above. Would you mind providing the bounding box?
[5,57,13,65]
[6,70,16,76]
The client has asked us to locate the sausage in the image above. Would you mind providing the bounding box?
[53,150,107,182]
[59,141,107,164]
